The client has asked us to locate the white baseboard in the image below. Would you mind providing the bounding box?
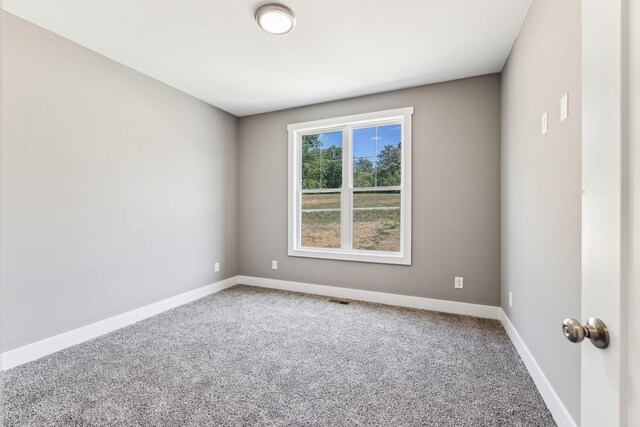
[499,311,578,427]
[237,275,501,319]
[2,273,575,427]
[1,276,238,371]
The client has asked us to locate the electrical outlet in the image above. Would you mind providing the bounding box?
[272,260,278,270]
[509,291,513,307]
[454,277,463,289]
[542,112,548,135]
[214,262,220,273]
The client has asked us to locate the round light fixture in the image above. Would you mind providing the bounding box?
[255,3,296,35]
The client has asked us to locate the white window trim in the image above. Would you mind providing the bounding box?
[287,107,413,265]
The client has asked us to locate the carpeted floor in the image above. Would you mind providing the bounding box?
[3,285,555,426]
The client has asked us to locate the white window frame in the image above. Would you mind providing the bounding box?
[287,107,413,265]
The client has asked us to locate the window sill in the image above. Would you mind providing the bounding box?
[288,247,411,265]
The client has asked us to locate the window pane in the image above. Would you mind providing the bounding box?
[301,192,341,248]
[353,127,377,158]
[302,132,342,190]
[353,125,401,188]
[375,125,402,187]
[352,190,400,252]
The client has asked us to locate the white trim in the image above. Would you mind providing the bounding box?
[1,276,238,371]
[300,188,343,194]
[499,310,578,427]
[341,127,352,251]
[1,272,575,427]
[401,108,412,264]
[286,107,414,133]
[237,275,500,319]
[288,107,413,265]
[286,247,411,265]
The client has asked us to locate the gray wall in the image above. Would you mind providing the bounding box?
[501,0,581,422]
[238,75,501,306]
[0,12,238,352]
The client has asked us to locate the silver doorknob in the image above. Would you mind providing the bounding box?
[562,317,609,349]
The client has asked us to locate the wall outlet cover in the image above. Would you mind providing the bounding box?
[214,262,220,273]
[454,276,464,289]
[541,112,548,135]
[560,93,568,121]
[271,260,278,270]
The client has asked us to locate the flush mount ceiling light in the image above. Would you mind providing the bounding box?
[255,3,296,35]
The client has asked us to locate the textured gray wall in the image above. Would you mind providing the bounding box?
[0,13,239,352]
[238,75,501,306]
[501,0,581,422]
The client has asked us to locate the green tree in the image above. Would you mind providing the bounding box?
[376,143,401,187]
[302,135,322,189]
[322,145,342,189]
[302,135,342,189]
[353,158,375,187]
[302,136,400,190]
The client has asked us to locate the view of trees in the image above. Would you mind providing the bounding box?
[353,144,402,187]
[302,134,342,189]
[302,134,401,189]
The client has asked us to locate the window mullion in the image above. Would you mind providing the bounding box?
[340,126,352,251]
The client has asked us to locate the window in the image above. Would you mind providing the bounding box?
[288,107,413,265]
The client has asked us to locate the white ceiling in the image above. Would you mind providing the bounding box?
[3,0,532,117]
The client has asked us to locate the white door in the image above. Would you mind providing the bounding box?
[580,1,630,426]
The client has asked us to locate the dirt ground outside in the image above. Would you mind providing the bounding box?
[300,192,400,251]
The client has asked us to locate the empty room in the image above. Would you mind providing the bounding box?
[1,0,637,426]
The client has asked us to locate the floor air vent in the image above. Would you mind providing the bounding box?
[328,299,350,305]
